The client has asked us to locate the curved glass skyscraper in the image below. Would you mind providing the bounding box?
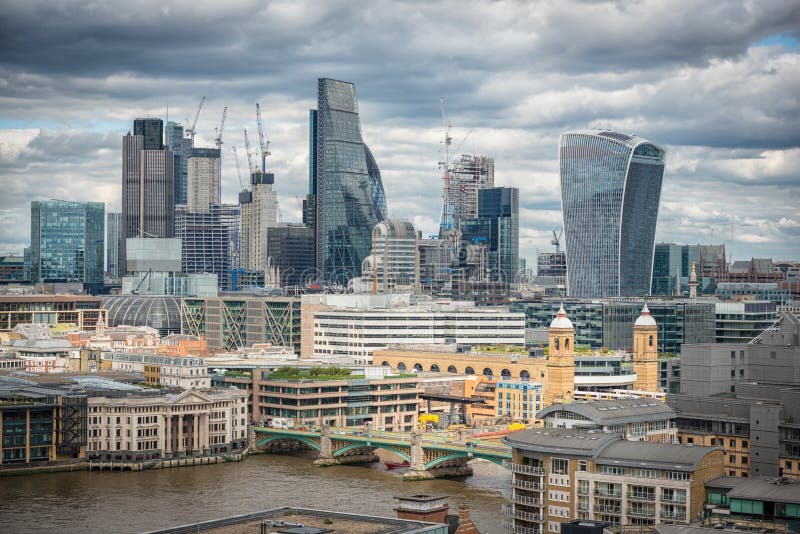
[311,78,387,284]
[559,130,665,298]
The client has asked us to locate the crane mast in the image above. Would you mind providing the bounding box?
[243,128,256,176]
[214,106,227,201]
[255,102,271,173]
[232,146,245,192]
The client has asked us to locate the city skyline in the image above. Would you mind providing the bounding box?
[0,1,798,265]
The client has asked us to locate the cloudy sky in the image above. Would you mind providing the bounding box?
[1,0,799,265]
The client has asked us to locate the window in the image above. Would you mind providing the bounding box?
[551,458,569,474]
[730,439,736,447]
[579,460,587,471]
[731,369,736,377]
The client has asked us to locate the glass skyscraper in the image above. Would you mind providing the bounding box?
[30,200,104,285]
[460,187,519,283]
[310,78,386,284]
[559,130,665,298]
[106,211,123,278]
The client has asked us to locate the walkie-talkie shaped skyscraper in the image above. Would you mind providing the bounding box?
[559,130,665,298]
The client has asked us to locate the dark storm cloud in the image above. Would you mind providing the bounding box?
[0,0,799,259]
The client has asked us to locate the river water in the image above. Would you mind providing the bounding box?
[0,451,507,533]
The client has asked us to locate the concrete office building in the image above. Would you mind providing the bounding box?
[181,295,301,353]
[29,200,105,286]
[0,294,106,333]
[715,301,779,343]
[103,352,210,390]
[238,171,279,273]
[560,131,665,298]
[122,118,175,261]
[537,399,677,442]
[652,243,708,296]
[174,204,239,290]
[705,476,800,529]
[303,293,525,364]
[120,237,217,297]
[310,78,387,284]
[502,428,723,532]
[106,211,123,279]
[264,224,316,288]
[418,238,453,296]
[439,153,495,236]
[537,251,566,278]
[186,147,221,212]
[362,219,420,293]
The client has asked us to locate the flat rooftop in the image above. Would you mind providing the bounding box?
[142,507,444,534]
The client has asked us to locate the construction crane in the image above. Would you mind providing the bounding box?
[551,228,563,254]
[232,146,245,192]
[243,128,256,176]
[437,96,454,234]
[255,102,271,173]
[214,106,227,150]
[184,96,206,147]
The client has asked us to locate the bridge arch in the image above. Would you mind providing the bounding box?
[430,364,440,372]
[256,434,321,451]
[424,452,505,470]
[447,365,458,373]
[333,443,411,462]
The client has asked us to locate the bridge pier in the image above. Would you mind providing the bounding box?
[402,430,474,481]
[313,426,379,467]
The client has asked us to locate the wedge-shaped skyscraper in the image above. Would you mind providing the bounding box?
[559,130,665,298]
[310,78,387,284]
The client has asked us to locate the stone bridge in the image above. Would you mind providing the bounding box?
[251,425,511,481]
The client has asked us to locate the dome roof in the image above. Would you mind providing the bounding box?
[549,303,574,330]
[634,303,657,327]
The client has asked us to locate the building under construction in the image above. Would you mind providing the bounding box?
[174,204,239,291]
[440,154,494,236]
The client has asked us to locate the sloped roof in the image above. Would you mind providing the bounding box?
[597,440,721,471]
[537,399,675,426]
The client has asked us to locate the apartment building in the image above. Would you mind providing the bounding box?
[502,428,724,533]
[87,388,248,462]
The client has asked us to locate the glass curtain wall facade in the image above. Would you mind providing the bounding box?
[560,131,665,298]
[106,212,123,279]
[30,201,104,285]
[165,121,189,206]
[478,187,519,283]
[311,78,387,285]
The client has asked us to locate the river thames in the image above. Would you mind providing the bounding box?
[0,451,507,533]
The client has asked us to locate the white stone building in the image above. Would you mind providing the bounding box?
[87,388,248,462]
[103,352,210,389]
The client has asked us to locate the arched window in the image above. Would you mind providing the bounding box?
[397,362,407,371]
[413,363,423,372]
[380,361,390,367]
[465,366,475,375]
[565,338,570,349]
[483,368,493,379]
[501,369,511,380]
[553,338,560,350]
[520,370,530,381]
[430,364,440,372]
[648,335,654,347]
[447,365,458,373]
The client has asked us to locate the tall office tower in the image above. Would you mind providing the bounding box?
[310,78,387,284]
[418,238,452,295]
[459,187,519,283]
[30,200,104,285]
[559,130,665,298]
[166,121,189,206]
[175,204,239,290]
[239,171,279,273]
[439,154,494,236]
[122,118,175,261]
[363,219,420,293]
[537,251,566,277]
[186,148,221,212]
[106,212,123,279]
[265,224,316,287]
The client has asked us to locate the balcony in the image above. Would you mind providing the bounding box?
[596,505,622,514]
[629,509,656,518]
[577,486,591,496]
[503,520,543,534]
[502,490,544,507]
[503,460,546,476]
[595,489,622,498]
[628,494,656,502]
[661,511,687,521]
[661,495,687,504]
[513,478,545,491]
[577,502,590,511]
[503,504,545,523]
